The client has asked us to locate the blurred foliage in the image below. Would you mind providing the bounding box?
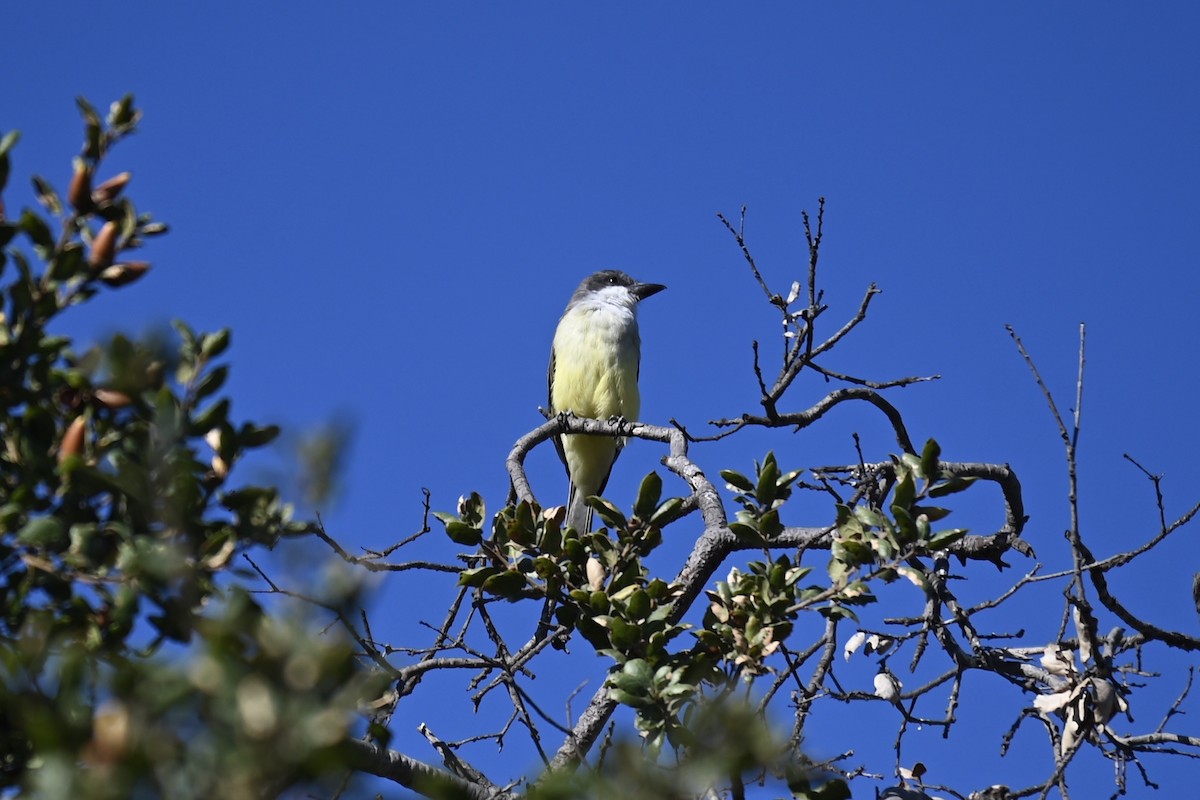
[293,415,355,509]
[530,699,847,800]
[0,97,383,798]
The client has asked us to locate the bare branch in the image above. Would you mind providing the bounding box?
[346,738,517,800]
[712,386,917,454]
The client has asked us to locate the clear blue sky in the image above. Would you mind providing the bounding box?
[5,4,1199,797]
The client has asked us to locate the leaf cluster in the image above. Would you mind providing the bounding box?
[827,439,973,607]
[721,450,803,543]
[0,97,370,798]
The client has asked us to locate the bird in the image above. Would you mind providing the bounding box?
[548,270,665,534]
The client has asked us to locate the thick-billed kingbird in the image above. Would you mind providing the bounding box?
[549,270,665,534]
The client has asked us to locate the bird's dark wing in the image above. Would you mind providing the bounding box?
[549,346,567,469]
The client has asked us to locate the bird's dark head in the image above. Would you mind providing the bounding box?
[572,270,666,306]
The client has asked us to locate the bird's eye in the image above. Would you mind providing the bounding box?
[607,275,618,284]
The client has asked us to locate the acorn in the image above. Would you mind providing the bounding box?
[93,388,132,409]
[89,221,119,269]
[98,261,150,287]
[92,172,131,205]
[205,428,230,478]
[58,416,87,464]
[586,557,606,592]
[68,162,94,213]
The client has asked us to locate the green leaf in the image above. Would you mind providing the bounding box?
[614,657,654,691]
[171,318,198,357]
[644,497,680,528]
[777,468,804,493]
[200,329,231,359]
[758,508,783,539]
[47,242,85,281]
[441,518,482,547]
[532,555,559,580]
[589,591,610,614]
[153,387,181,439]
[18,517,67,548]
[896,565,929,592]
[625,588,651,621]
[17,209,54,250]
[831,539,873,568]
[633,471,662,519]
[891,504,915,542]
[562,538,585,563]
[892,469,915,511]
[508,502,536,547]
[870,534,895,561]
[755,452,780,507]
[836,512,864,539]
[539,517,562,553]
[108,94,138,128]
[720,469,755,493]
[31,175,62,215]
[457,492,486,526]
[920,438,941,478]
[609,617,641,650]
[840,581,876,605]
[366,721,393,749]
[729,521,763,545]
[607,688,653,708]
[645,578,670,600]
[926,528,969,550]
[76,96,101,128]
[0,129,19,158]
[190,398,231,433]
[853,506,887,528]
[912,504,951,522]
[0,503,23,528]
[457,567,500,588]
[238,423,280,448]
[77,96,103,160]
[192,364,228,400]
[915,513,931,541]
[66,462,135,501]
[929,475,978,497]
[481,569,527,598]
[589,497,626,530]
[818,603,860,623]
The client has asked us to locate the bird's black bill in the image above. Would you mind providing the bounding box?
[632,282,666,301]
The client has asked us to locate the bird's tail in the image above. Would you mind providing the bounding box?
[565,484,594,535]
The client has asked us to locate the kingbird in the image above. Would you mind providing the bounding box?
[549,270,665,534]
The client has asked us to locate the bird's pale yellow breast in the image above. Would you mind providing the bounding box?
[550,304,641,422]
